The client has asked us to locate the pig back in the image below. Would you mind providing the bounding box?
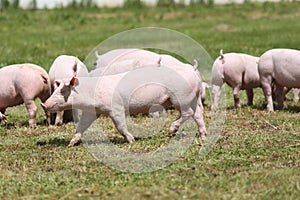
[49,55,88,84]
[95,48,139,68]
[272,49,300,88]
[95,66,199,114]
[96,49,160,69]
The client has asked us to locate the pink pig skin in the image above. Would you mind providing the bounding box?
[211,50,260,110]
[0,63,51,127]
[48,55,89,125]
[42,66,207,147]
[258,48,300,111]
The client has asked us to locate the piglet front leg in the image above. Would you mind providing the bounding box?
[24,99,38,128]
[68,133,82,147]
[68,111,98,147]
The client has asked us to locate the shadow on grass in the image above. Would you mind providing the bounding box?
[109,136,148,144]
[36,137,74,147]
[249,104,267,111]
[84,135,155,146]
[283,105,300,113]
[1,122,16,129]
[17,120,48,127]
[223,103,266,111]
[37,137,136,147]
[250,103,300,113]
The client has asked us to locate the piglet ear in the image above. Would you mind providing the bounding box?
[69,76,78,87]
[55,81,61,87]
[95,50,100,59]
[73,60,78,72]
[193,59,198,71]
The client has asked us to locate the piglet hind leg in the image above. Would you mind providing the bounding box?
[68,111,98,147]
[110,112,135,143]
[261,76,274,111]
[169,107,193,136]
[211,84,222,111]
[293,88,300,102]
[24,99,38,128]
[233,86,241,109]
[192,104,207,140]
[246,89,254,106]
[274,83,284,110]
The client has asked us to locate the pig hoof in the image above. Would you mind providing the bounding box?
[127,136,134,144]
[126,135,135,143]
[55,118,63,126]
[201,134,207,141]
[68,133,82,147]
[68,139,80,147]
[29,124,37,129]
[235,105,241,109]
[266,105,274,112]
[169,126,178,136]
[168,132,176,137]
[55,121,63,126]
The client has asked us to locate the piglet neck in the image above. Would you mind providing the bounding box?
[71,77,97,111]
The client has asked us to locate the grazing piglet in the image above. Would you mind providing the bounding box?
[41,66,207,147]
[258,48,300,111]
[49,55,89,125]
[211,50,260,110]
[0,63,51,127]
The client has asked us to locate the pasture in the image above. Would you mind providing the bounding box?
[0,2,300,199]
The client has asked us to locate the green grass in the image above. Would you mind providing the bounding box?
[0,2,300,199]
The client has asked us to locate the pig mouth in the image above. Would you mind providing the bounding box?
[49,103,64,112]
[42,103,62,112]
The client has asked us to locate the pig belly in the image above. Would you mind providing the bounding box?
[0,95,24,109]
[127,89,172,115]
[128,100,172,115]
[273,50,300,88]
[274,68,300,88]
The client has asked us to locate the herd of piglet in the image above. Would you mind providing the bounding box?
[1,48,299,146]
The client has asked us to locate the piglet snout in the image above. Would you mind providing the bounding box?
[0,113,7,122]
[41,103,47,110]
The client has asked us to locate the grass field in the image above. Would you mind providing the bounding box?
[0,2,300,199]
